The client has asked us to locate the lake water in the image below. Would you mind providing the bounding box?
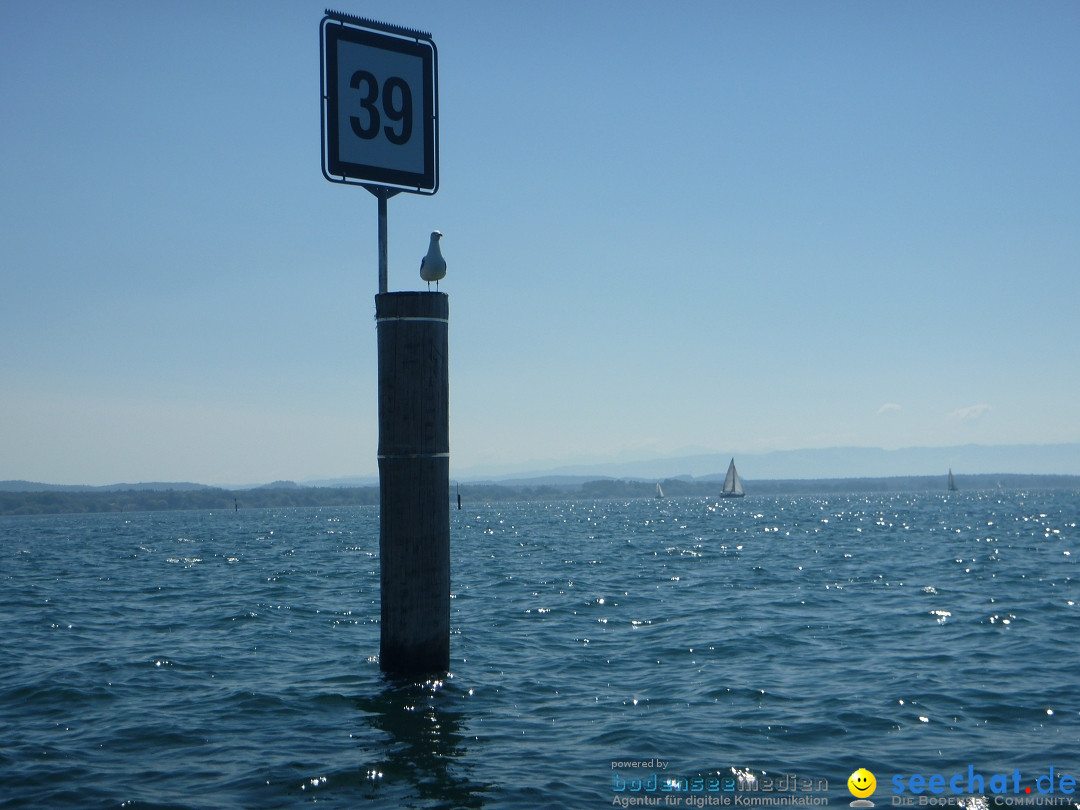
[2,490,1078,808]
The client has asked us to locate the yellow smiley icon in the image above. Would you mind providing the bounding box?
[848,768,877,798]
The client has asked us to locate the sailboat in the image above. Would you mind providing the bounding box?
[655,482,664,499]
[720,458,745,498]
[947,469,957,492]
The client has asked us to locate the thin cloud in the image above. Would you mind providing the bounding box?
[951,403,992,421]
[878,403,902,415]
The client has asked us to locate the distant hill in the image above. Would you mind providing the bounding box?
[303,475,380,488]
[2,473,1077,516]
[460,442,1080,483]
[0,484,379,516]
[0,480,212,493]
[3,442,1076,501]
[458,473,1079,502]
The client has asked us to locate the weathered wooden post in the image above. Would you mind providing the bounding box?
[376,291,450,674]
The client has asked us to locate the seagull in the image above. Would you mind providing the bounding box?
[420,230,446,290]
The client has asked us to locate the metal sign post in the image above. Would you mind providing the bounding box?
[373,186,394,294]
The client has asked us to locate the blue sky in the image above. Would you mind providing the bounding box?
[2,1,1078,486]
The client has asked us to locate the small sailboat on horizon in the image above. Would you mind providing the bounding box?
[655,482,664,499]
[947,469,957,492]
[720,458,745,498]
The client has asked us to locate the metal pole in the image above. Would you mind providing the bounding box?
[377,189,388,294]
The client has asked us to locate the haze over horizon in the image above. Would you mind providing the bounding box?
[3,2,1078,487]
[5,441,1077,492]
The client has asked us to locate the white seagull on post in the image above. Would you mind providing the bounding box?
[420,230,446,290]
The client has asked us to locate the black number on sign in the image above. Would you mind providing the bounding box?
[349,71,414,145]
[349,70,380,139]
[382,76,412,145]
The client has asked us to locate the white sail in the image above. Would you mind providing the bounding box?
[655,482,664,499]
[721,458,745,497]
[948,469,957,492]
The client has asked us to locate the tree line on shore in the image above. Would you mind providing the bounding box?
[1,474,1076,516]
[0,486,379,516]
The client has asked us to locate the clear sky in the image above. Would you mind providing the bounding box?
[2,1,1078,486]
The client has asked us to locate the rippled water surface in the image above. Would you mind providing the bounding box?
[2,491,1078,808]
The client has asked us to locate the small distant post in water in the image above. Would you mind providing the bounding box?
[376,291,450,675]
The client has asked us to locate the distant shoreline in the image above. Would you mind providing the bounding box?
[1,473,1077,517]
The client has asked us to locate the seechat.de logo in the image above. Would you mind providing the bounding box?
[848,768,877,807]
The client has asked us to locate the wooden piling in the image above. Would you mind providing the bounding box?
[375,291,450,675]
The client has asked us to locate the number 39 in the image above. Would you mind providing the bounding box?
[349,70,413,146]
